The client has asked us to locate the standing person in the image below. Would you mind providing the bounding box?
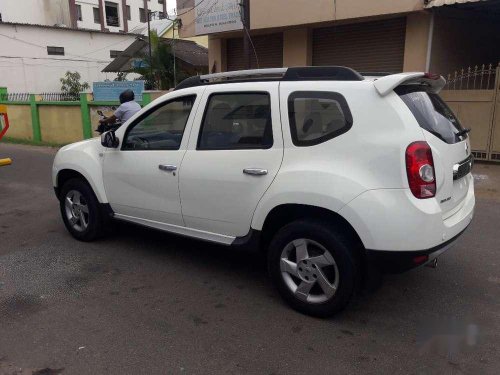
[99,89,141,127]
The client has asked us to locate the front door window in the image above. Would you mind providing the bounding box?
[123,95,196,151]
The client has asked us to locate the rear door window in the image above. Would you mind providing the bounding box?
[395,86,465,144]
[198,93,273,150]
[288,91,353,146]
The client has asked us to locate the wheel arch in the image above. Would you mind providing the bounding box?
[55,168,106,203]
[259,204,365,256]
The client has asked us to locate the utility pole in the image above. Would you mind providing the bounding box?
[240,0,251,69]
[147,9,154,88]
[173,19,177,86]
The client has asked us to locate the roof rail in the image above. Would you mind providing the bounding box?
[202,68,287,81]
[359,72,393,77]
[174,66,364,90]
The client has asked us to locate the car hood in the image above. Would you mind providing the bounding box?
[59,137,101,153]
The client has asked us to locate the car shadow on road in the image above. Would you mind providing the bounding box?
[99,220,412,316]
[111,220,267,269]
[75,218,482,326]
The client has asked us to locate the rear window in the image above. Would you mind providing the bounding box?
[396,86,465,144]
[288,91,352,146]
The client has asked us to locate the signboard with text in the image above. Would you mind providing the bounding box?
[93,81,144,102]
[195,0,243,35]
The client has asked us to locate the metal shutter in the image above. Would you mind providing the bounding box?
[226,33,283,71]
[312,18,406,73]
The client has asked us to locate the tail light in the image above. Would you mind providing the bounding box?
[406,141,436,199]
[423,72,440,80]
[413,255,429,265]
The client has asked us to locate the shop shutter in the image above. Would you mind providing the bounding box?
[312,18,406,73]
[226,33,283,71]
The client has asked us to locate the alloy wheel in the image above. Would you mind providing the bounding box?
[64,190,89,232]
[280,238,340,304]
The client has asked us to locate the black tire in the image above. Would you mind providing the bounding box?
[59,178,105,241]
[268,220,359,318]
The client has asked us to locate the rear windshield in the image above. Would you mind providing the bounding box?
[395,86,465,144]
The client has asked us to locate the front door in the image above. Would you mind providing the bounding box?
[179,83,283,237]
[103,94,198,226]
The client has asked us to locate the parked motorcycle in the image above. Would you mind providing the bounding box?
[95,110,122,135]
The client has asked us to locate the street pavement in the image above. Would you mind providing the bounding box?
[0,142,499,374]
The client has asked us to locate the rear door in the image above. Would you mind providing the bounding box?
[396,87,472,215]
[179,82,283,237]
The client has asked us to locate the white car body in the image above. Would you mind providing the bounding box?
[53,68,475,271]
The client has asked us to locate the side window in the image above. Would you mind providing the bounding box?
[198,92,273,150]
[288,91,352,146]
[123,95,195,150]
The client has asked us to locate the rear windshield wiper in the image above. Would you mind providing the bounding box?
[456,128,471,138]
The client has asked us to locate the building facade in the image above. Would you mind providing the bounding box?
[177,0,500,77]
[72,0,167,33]
[0,0,171,33]
[0,22,140,92]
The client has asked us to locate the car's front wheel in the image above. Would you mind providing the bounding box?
[59,178,105,241]
[268,220,359,318]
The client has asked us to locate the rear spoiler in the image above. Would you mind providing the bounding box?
[373,73,446,96]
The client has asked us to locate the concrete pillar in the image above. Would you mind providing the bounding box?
[79,93,92,139]
[162,0,167,16]
[403,12,433,72]
[121,0,128,32]
[68,0,77,28]
[98,0,106,31]
[283,28,311,67]
[29,94,41,142]
[208,37,225,73]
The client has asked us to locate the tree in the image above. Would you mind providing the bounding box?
[60,71,90,97]
[131,31,188,90]
[114,72,129,81]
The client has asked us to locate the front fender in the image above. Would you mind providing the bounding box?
[52,138,108,203]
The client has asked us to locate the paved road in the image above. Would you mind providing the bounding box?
[0,142,499,374]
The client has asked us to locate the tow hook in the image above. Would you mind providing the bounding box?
[425,258,438,269]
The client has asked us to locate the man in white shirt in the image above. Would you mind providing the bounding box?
[99,89,142,127]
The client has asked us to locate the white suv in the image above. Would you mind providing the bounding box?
[52,67,475,317]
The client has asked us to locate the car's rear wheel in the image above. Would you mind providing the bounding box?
[268,220,358,318]
[59,178,105,241]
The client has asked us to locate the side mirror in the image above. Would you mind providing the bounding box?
[101,131,119,148]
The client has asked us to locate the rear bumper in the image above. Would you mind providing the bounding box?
[365,225,469,274]
[339,175,475,251]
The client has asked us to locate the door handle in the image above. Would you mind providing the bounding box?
[159,164,177,172]
[243,168,268,176]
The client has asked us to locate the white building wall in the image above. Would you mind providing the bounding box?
[0,0,71,26]
[0,23,139,92]
[127,0,166,33]
[77,0,101,31]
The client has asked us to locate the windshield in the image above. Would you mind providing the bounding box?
[395,86,466,144]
